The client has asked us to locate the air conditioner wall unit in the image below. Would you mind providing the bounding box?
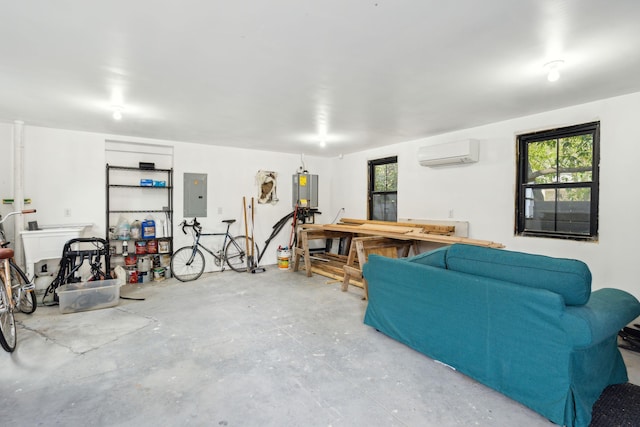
[418,139,479,167]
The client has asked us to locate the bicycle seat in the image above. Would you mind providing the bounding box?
[222,219,236,224]
[0,248,14,260]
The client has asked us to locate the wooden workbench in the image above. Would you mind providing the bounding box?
[291,220,504,294]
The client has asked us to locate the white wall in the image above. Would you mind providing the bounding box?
[3,91,639,297]
[331,91,640,299]
[171,142,333,267]
[0,124,14,211]
[0,123,332,271]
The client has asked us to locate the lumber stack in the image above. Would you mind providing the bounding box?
[338,218,455,236]
[292,219,505,294]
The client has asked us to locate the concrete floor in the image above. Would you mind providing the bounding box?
[1,269,639,426]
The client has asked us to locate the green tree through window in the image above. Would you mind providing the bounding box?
[516,122,600,240]
[368,156,397,221]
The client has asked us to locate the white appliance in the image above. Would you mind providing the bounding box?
[418,139,479,166]
[20,226,87,286]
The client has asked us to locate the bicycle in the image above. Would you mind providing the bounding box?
[0,209,38,352]
[171,218,259,281]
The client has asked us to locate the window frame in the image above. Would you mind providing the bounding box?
[368,156,398,222]
[515,122,600,241]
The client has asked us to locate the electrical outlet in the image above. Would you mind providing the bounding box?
[448,209,454,218]
[64,208,71,217]
[217,207,223,215]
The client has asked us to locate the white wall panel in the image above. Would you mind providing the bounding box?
[16,126,331,270]
[330,92,640,299]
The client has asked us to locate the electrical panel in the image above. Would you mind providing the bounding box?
[292,173,318,208]
[184,173,207,217]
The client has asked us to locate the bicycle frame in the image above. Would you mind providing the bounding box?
[1,258,12,310]
[0,209,36,352]
[183,222,238,271]
[0,210,36,309]
[172,218,257,281]
[0,258,35,307]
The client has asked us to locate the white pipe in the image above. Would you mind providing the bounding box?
[13,120,25,267]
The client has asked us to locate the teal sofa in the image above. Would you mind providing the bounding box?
[362,244,640,427]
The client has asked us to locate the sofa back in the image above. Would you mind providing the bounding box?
[444,244,592,306]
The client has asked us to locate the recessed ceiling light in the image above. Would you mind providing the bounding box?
[545,60,564,82]
[112,107,123,120]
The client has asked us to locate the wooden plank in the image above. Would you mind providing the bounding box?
[402,229,505,247]
[302,223,504,248]
[353,236,408,300]
[322,253,349,263]
[304,230,351,240]
[354,223,423,234]
[312,266,364,288]
[301,229,312,277]
[345,239,357,267]
[342,265,363,291]
[343,236,413,293]
[295,222,504,286]
[304,252,354,275]
[318,263,349,276]
[340,218,455,235]
[319,268,361,286]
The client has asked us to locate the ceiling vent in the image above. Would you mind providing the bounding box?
[418,139,479,167]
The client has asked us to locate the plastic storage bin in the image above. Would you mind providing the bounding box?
[56,279,120,314]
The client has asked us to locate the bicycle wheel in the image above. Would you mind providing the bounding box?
[0,277,17,352]
[171,246,205,282]
[9,262,36,314]
[225,236,260,272]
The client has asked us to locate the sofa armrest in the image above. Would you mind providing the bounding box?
[564,288,640,347]
[405,246,448,269]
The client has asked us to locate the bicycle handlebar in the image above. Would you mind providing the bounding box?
[0,209,36,224]
[181,218,202,235]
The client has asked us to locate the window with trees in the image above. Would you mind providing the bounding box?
[515,122,600,240]
[368,156,398,222]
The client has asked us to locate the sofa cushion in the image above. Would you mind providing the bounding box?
[445,244,591,306]
[405,246,448,269]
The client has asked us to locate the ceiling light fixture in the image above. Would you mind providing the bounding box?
[545,60,564,82]
[112,106,123,120]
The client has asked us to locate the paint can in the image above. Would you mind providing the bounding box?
[135,240,147,254]
[153,267,165,281]
[137,256,151,273]
[138,271,150,283]
[159,254,171,267]
[158,239,171,254]
[277,248,291,270]
[147,239,158,254]
[126,267,138,284]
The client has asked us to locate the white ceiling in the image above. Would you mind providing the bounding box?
[2,1,640,157]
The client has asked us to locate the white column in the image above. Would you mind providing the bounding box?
[13,120,25,267]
